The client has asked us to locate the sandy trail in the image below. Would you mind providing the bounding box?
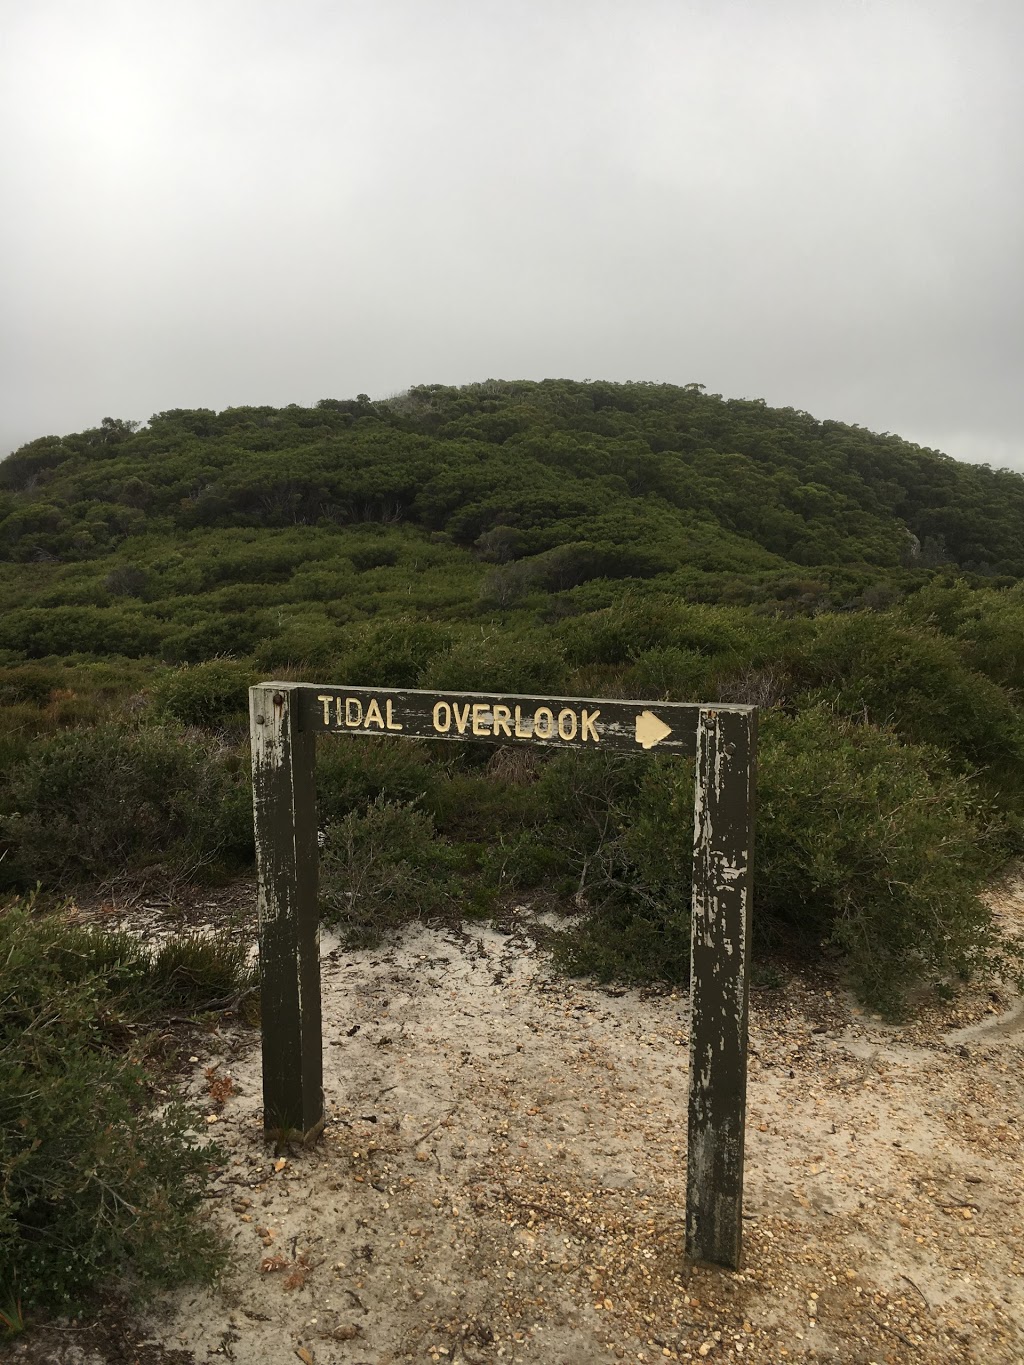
[16,881,1024,1365]
[131,887,1024,1365]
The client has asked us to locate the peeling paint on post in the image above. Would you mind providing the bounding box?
[687,706,757,1268]
[249,682,324,1143]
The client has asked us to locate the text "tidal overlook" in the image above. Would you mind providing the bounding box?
[317,694,602,743]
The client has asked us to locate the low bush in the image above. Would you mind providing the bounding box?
[154,659,257,730]
[796,613,1024,780]
[544,710,1023,1014]
[315,737,444,828]
[150,932,255,1009]
[319,797,458,945]
[1,724,253,888]
[550,755,695,986]
[0,902,236,1312]
[341,619,452,688]
[756,706,1018,1012]
[420,630,567,694]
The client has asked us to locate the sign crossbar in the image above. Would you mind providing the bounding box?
[250,680,756,1269]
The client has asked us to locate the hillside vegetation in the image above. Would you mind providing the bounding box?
[2,378,1024,1012]
[5,377,1024,1318]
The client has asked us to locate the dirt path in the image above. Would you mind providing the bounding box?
[20,883,1024,1364]
[145,888,1024,1365]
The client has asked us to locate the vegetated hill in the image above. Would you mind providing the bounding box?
[6,381,1024,1320]
[4,379,1024,572]
[2,379,1024,1018]
[3,378,1024,665]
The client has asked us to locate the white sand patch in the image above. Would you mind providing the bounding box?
[125,895,1024,1365]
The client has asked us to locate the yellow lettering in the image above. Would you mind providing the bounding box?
[492,704,512,737]
[365,699,385,729]
[386,700,403,731]
[345,698,363,727]
[534,707,554,739]
[557,709,578,741]
[472,703,490,736]
[514,706,532,738]
[317,694,332,725]
[453,702,471,735]
[581,708,601,742]
[433,701,451,732]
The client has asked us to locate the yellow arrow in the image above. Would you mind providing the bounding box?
[635,710,673,750]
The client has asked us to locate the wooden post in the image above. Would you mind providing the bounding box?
[686,707,757,1268]
[249,682,324,1143]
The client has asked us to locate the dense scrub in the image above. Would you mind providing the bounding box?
[3,383,1024,1017]
[0,900,253,1317]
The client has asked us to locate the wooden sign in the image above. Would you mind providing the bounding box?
[250,681,756,1269]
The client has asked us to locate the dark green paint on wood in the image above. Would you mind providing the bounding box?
[686,707,757,1268]
[250,683,324,1143]
[249,680,757,1267]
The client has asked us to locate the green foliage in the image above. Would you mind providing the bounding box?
[902,578,1024,691]
[1,725,253,887]
[544,712,1023,1015]
[319,797,458,945]
[756,707,1013,1012]
[342,618,453,688]
[154,659,257,729]
[149,932,255,1009]
[9,380,1024,573]
[37,921,253,1013]
[421,630,566,694]
[315,737,443,828]
[0,606,161,659]
[3,384,1024,1011]
[0,902,232,1310]
[796,614,1024,771]
[549,756,695,987]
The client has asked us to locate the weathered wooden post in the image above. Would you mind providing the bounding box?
[248,681,756,1262]
[686,706,757,1268]
[249,682,324,1142]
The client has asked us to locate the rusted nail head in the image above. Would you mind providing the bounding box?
[273,692,286,706]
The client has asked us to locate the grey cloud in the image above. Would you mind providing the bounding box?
[2,0,1021,466]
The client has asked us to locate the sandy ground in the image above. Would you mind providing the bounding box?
[16,884,1024,1365]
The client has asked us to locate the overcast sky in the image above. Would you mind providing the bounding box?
[2,0,1021,468]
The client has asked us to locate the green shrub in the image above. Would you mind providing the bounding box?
[44,924,152,994]
[154,659,257,729]
[150,932,255,1008]
[796,613,1024,778]
[757,706,1013,1012]
[160,613,264,664]
[427,767,547,843]
[0,607,162,659]
[904,581,1024,692]
[558,599,751,669]
[0,665,64,707]
[342,619,453,689]
[253,616,345,671]
[319,797,457,945]
[0,902,228,1310]
[552,898,693,987]
[621,646,718,701]
[420,630,567,694]
[549,755,695,986]
[543,712,1023,1014]
[2,724,253,887]
[315,737,443,828]
[43,922,254,1012]
[477,829,574,894]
